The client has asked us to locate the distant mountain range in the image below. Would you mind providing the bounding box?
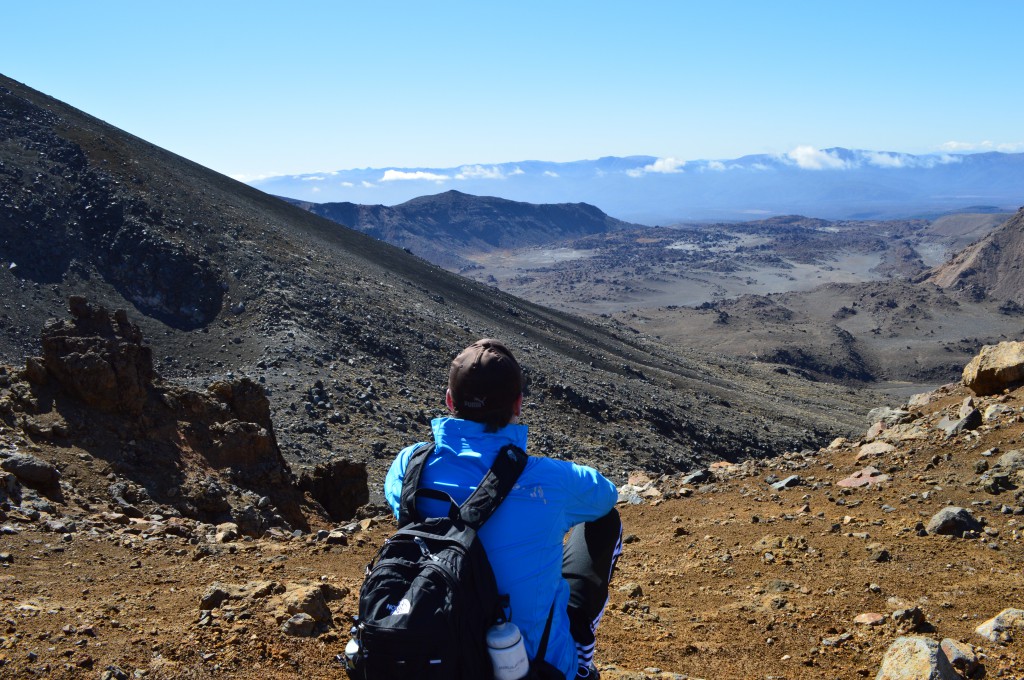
[285,190,636,268]
[250,149,1024,224]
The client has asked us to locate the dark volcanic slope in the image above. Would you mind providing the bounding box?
[926,207,1024,304]
[0,73,875,493]
[289,190,636,268]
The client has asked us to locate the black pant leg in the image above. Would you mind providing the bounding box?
[561,508,623,647]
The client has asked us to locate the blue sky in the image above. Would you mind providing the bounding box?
[3,1,1022,181]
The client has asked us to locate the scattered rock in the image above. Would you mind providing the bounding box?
[865,543,890,563]
[0,453,60,487]
[837,466,889,488]
[892,606,927,633]
[854,612,885,626]
[857,441,895,460]
[199,580,280,610]
[680,470,711,486]
[925,507,983,537]
[282,584,332,626]
[874,636,959,680]
[937,410,982,437]
[975,607,1024,642]
[907,392,933,409]
[280,612,317,636]
[770,475,801,491]
[984,403,1013,421]
[324,530,348,546]
[939,638,979,676]
[214,522,239,543]
[867,407,915,427]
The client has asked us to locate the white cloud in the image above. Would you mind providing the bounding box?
[341,181,354,187]
[510,167,525,175]
[705,160,727,172]
[786,146,851,170]
[311,186,320,193]
[231,172,281,183]
[301,175,327,181]
[543,170,559,178]
[361,181,377,188]
[627,157,687,177]
[750,163,771,171]
[380,170,450,182]
[941,140,984,152]
[865,152,905,168]
[454,165,506,180]
[940,140,1024,153]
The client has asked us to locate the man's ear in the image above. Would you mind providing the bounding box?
[445,389,455,413]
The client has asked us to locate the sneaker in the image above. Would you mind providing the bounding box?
[576,662,600,679]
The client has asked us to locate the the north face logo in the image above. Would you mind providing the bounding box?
[386,598,411,616]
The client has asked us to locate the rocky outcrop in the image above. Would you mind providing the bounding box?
[6,298,370,534]
[37,296,154,414]
[297,458,369,522]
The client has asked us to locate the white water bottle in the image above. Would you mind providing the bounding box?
[487,621,529,680]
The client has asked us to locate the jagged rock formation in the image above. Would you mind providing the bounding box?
[2,298,367,534]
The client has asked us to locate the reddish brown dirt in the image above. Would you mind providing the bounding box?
[2,382,1024,679]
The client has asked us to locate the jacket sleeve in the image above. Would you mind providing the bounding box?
[383,444,422,518]
[562,461,619,526]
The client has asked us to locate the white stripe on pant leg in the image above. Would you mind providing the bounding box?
[576,641,595,666]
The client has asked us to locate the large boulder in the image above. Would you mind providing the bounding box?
[962,341,1024,396]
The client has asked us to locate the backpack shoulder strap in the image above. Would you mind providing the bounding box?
[397,442,436,527]
[458,444,527,530]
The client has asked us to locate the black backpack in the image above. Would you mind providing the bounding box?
[348,442,532,680]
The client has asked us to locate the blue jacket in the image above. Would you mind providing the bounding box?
[384,417,618,678]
